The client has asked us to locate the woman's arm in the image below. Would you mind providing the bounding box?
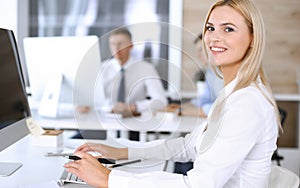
[75,142,128,160]
[128,122,207,162]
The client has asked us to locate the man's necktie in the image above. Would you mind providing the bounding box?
[117,68,125,102]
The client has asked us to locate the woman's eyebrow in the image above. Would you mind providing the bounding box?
[220,22,237,28]
[206,21,237,28]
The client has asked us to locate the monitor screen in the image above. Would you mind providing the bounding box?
[0,28,30,176]
[23,36,103,118]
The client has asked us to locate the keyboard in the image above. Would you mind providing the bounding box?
[58,169,86,185]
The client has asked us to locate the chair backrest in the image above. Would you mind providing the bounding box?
[278,107,287,126]
[271,107,287,166]
[269,165,300,188]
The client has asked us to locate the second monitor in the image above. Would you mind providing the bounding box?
[24,35,103,118]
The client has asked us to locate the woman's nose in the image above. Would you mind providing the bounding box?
[210,36,221,42]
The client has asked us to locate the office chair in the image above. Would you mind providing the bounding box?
[268,165,300,188]
[271,107,287,166]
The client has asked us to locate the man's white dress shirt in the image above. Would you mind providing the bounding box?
[108,77,278,188]
[97,57,167,112]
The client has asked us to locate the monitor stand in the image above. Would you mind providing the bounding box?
[0,162,22,177]
[38,74,63,118]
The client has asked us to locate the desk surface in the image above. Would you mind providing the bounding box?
[33,110,205,133]
[179,91,300,102]
[0,134,166,188]
[274,93,300,101]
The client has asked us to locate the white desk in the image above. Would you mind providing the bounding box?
[32,110,205,142]
[0,134,166,188]
[274,93,300,102]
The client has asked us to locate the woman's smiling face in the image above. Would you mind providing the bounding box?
[204,5,252,68]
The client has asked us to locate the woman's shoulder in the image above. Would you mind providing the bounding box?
[229,84,273,110]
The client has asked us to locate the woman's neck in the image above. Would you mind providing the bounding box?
[220,63,240,85]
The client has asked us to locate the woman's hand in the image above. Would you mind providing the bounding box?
[75,143,128,160]
[64,151,110,188]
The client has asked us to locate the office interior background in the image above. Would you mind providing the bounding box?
[0,0,299,175]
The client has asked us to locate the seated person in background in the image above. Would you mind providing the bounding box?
[168,33,223,117]
[79,27,167,117]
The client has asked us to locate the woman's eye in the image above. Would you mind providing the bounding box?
[225,27,234,32]
[206,26,215,31]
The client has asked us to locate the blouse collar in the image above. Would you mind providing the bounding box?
[223,77,238,98]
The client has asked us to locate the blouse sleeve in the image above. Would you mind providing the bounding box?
[128,121,207,162]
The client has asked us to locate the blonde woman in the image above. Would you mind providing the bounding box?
[64,0,280,187]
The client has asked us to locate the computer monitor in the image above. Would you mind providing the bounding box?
[23,36,103,118]
[0,28,31,176]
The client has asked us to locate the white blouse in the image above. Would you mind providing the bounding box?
[108,78,278,188]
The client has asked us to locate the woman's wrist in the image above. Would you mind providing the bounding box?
[119,148,128,159]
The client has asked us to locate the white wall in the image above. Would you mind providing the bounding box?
[0,0,29,85]
[0,0,18,33]
[0,0,29,40]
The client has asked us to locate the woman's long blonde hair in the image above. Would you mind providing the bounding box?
[203,0,282,130]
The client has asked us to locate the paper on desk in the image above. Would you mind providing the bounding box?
[19,180,60,188]
[26,117,45,136]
